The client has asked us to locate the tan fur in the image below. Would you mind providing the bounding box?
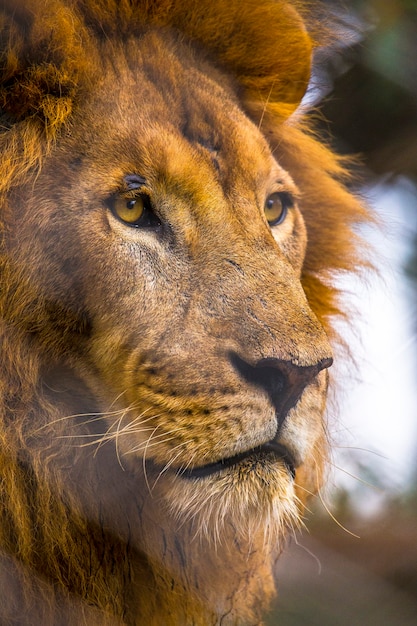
[0,1,370,624]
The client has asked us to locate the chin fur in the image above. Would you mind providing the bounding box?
[160,462,302,548]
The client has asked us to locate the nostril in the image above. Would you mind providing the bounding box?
[229,352,332,428]
[256,358,321,406]
[318,356,333,372]
[256,355,333,392]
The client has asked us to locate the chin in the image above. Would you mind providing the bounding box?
[151,456,302,547]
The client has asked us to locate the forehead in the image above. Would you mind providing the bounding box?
[77,31,275,186]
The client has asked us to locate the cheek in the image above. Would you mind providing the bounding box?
[271,209,307,275]
[8,205,79,302]
[80,246,174,328]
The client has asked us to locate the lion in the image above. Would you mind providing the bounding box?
[0,1,369,624]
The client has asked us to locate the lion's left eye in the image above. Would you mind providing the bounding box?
[264,192,293,226]
[108,194,161,228]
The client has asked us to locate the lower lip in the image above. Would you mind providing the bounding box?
[179,441,296,480]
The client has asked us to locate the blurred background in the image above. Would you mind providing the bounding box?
[268,1,417,623]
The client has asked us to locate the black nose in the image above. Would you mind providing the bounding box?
[230,353,333,428]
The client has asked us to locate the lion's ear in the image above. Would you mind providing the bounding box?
[164,0,313,120]
[0,0,88,129]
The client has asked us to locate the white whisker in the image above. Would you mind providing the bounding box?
[257,80,276,131]
[142,423,162,495]
[151,446,185,491]
[329,463,383,491]
[114,409,126,470]
[295,463,361,539]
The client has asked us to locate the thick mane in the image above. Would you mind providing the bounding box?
[0,1,370,624]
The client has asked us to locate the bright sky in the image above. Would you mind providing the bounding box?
[329,178,417,512]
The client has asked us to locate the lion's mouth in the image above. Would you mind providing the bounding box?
[180,441,296,480]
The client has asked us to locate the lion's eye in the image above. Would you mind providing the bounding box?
[109,194,160,228]
[264,192,293,226]
[113,197,145,224]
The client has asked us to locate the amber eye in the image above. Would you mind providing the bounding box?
[264,192,293,226]
[109,194,160,228]
[113,197,145,224]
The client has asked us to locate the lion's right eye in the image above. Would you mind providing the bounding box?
[108,194,161,228]
[113,197,144,224]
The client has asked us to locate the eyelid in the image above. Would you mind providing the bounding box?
[269,172,299,199]
[270,183,297,202]
[123,189,144,200]
[272,190,294,207]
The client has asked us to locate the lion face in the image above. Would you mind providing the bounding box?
[6,32,332,540]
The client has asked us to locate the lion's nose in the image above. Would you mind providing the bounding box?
[230,353,333,428]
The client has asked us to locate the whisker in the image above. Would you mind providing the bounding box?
[257,80,276,130]
[297,463,361,539]
[141,423,166,495]
[32,411,106,433]
[72,408,162,451]
[114,410,126,471]
[118,409,156,431]
[335,445,388,459]
[107,388,129,410]
[33,405,137,433]
[128,434,177,456]
[317,492,360,539]
[94,409,131,456]
[329,463,384,491]
[291,534,323,575]
[151,446,185,491]
[33,388,145,434]
[57,425,156,440]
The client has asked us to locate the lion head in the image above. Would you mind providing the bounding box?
[0,1,369,624]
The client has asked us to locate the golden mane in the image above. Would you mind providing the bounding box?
[0,1,370,624]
